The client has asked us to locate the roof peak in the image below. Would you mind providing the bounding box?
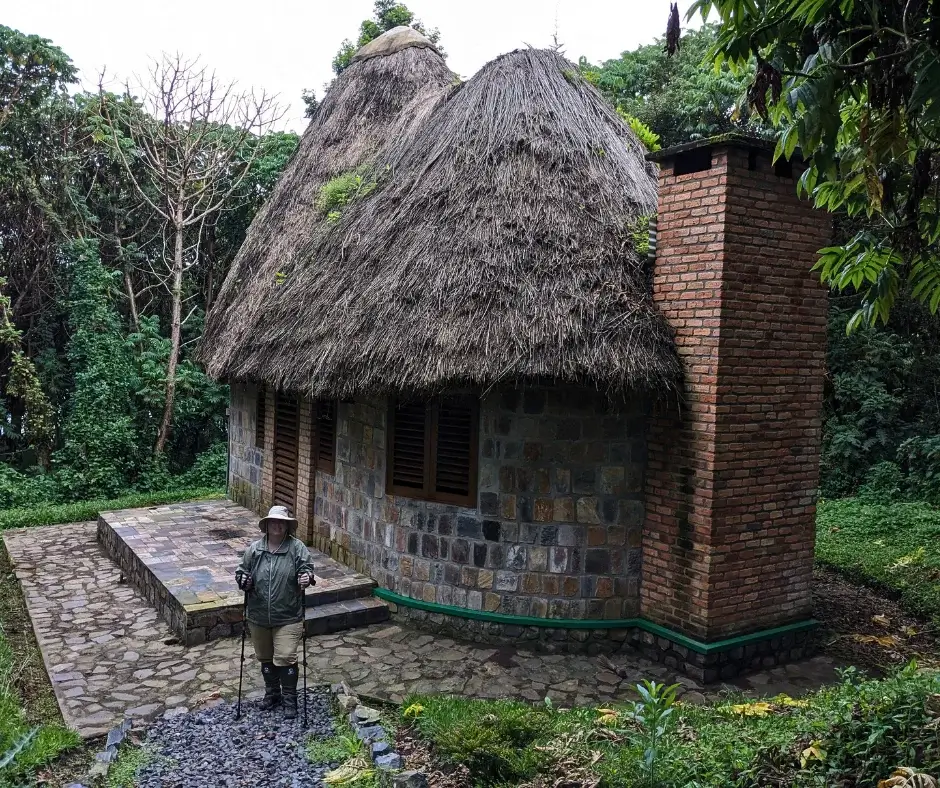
[352,26,438,63]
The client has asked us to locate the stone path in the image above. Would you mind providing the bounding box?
[4,520,840,740]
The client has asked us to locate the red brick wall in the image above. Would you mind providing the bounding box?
[641,144,830,641]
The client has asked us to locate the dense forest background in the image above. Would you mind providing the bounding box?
[1,6,938,510]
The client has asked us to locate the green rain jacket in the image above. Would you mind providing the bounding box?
[236,534,315,628]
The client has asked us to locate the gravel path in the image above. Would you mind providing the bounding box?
[135,688,334,788]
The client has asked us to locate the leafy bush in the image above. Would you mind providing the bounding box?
[816,498,940,624]
[173,443,227,489]
[0,465,60,510]
[53,241,140,499]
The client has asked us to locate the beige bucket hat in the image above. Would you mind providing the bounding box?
[259,505,298,533]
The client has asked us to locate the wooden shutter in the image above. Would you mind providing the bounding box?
[388,400,428,495]
[316,400,336,473]
[255,384,266,448]
[273,391,299,510]
[432,396,477,505]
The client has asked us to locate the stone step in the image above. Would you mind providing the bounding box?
[303,596,390,636]
[303,575,376,609]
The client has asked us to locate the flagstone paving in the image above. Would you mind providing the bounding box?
[4,519,840,740]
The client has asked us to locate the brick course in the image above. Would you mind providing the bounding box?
[641,142,830,642]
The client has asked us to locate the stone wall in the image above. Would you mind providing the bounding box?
[228,381,265,512]
[309,386,648,620]
[642,140,830,642]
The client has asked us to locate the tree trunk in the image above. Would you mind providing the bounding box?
[154,215,184,455]
[115,218,140,332]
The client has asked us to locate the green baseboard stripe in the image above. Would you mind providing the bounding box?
[373,588,817,655]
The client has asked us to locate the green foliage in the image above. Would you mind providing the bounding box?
[106,745,155,788]
[580,25,757,149]
[317,169,379,218]
[816,498,940,625]
[53,240,139,499]
[0,621,79,787]
[407,665,940,787]
[690,0,940,328]
[406,696,556,782]
[617,111,661,152]
[306,732,362,764]
[0,487,223,531]
[331,1,444,76]
[821,294,940,498]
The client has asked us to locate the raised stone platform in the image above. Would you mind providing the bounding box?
[97,499,388,645]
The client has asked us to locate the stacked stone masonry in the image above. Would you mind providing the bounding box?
[230,383,649,622]
[641,142,830,642]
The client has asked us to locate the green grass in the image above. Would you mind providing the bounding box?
[0,487,224,531]
[106,744,156,788]
[0,629,80,786]
[405,665,940,788]
[816,498,940,624]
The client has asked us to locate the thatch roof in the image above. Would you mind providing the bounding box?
[202,27,453,354]
[202,47,680,398]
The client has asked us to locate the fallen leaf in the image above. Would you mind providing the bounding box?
[728,701,772,717]
[872,614,891,627]
[903,626,919,637]
[775,695,810,708]
[851,634,902,648]
[889,547,926,570]
[800,741,827,768]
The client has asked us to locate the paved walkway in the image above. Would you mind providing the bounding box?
[4,520,839,739]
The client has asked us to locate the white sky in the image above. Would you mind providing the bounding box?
[6,0,702,132]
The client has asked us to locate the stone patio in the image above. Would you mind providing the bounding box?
[4,517,841,740]
[97,500,388,644]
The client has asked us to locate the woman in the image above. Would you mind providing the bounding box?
[235,505,314,719]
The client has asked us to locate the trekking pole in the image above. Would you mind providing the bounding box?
[300,576,308,728]
[235,589,249,721]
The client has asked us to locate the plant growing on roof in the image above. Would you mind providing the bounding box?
[317,168,379,219]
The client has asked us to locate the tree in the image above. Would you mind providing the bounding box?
[580,24,756,149]
[99,55,281,455]
[690,0,940,330]
[330,1,443,75]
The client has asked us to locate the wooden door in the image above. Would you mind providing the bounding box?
[273,391,299,511]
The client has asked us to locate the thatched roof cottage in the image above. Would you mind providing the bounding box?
[201,28,831,680]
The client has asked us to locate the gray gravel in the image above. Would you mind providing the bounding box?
[135,689,334,788]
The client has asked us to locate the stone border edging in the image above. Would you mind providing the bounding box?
[329,681,428,786]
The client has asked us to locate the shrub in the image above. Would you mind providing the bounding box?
[174,442,227,490]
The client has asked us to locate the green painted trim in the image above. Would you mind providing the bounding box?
[373,589,817,655]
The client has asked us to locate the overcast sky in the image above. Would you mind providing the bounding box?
[7,1,702,132]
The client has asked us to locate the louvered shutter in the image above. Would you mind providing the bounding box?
[255,384,266,448]
[389,400,428,494]
[273,391,299,510]
[432,397,476,502]
[316,400,336,473]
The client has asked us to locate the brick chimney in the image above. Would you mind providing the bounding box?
[641,137,830,653]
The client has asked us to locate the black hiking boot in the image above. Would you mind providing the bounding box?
[281,664,299,720]
[260,662,281,710]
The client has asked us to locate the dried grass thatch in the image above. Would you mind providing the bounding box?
[203,28,453,352]
[202,47,680,398]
